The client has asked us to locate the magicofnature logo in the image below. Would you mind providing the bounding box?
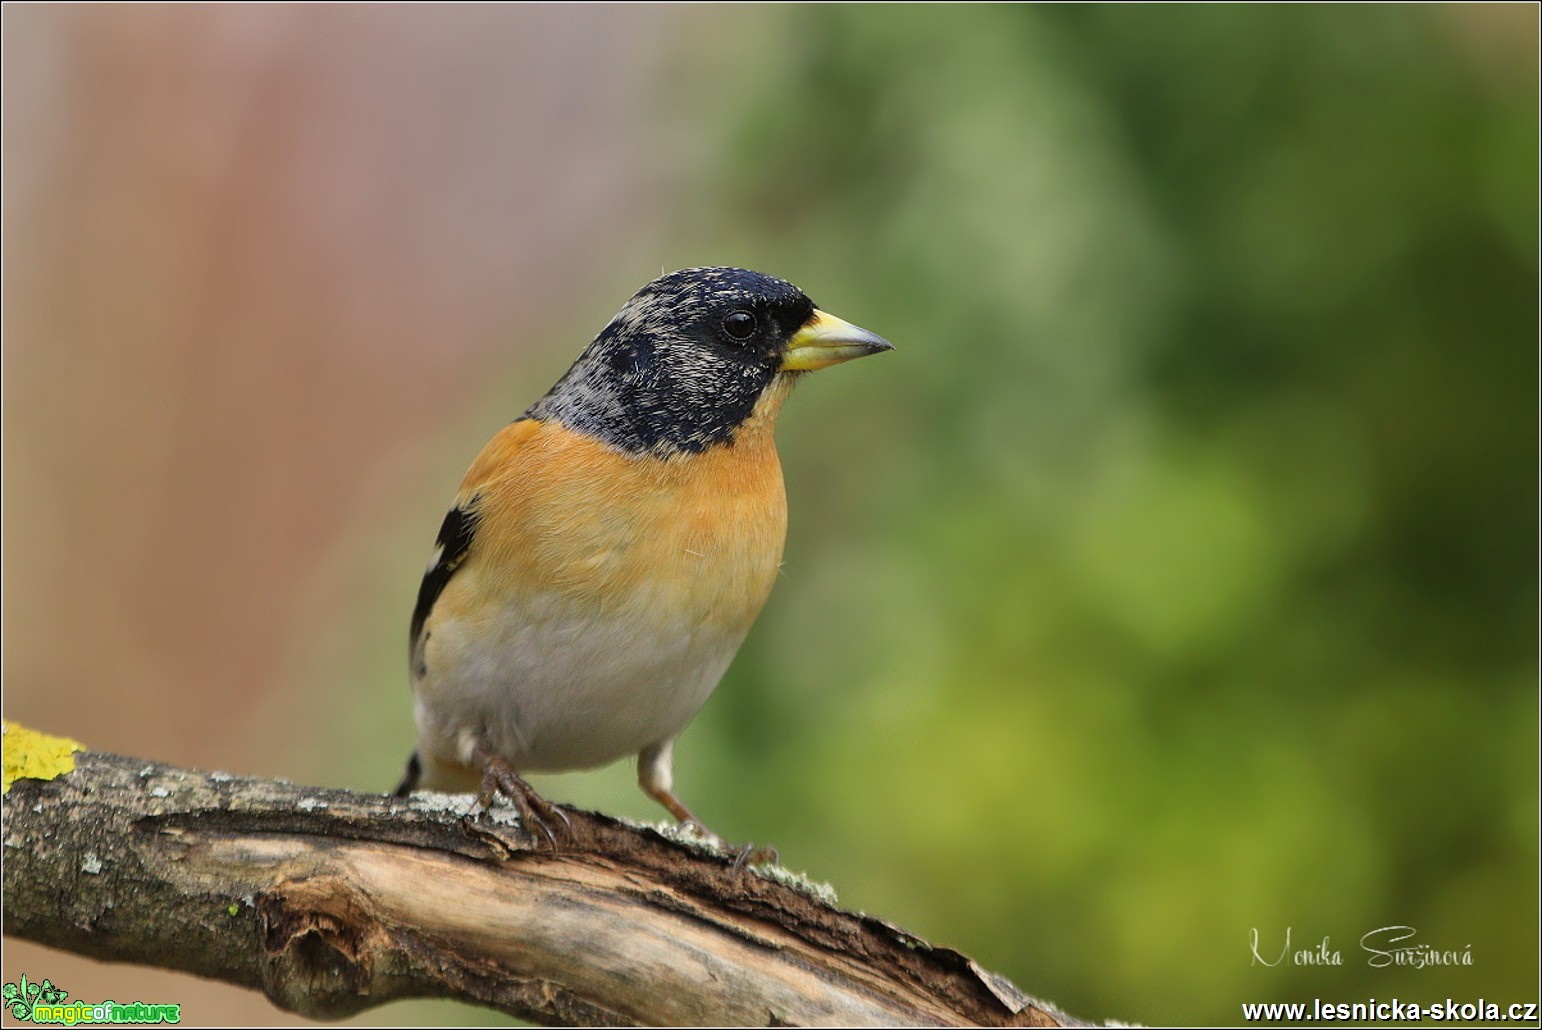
[2,975,180,1024]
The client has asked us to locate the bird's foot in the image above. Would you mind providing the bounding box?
[643,784,778,868]
[676,818,777,868]
[474,751,571,854]
[732,842,780,869]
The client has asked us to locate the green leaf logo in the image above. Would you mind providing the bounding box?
[4,975,33,1019]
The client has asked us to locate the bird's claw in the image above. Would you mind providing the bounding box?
[670,817,777,868]
[476,754,569,855]
[732,842,779,869]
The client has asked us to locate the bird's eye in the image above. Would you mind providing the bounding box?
[722,310,757,341]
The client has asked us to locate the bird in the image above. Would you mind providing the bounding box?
[393,266,892,849]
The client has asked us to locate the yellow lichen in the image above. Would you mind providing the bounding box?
[2,722,83,793]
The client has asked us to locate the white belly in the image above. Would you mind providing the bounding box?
[413,586,750,777]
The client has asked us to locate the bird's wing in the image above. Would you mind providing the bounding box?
[409,418,543,663]
[409,503,479,656]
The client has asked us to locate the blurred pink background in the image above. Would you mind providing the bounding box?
[4,6,713,1023]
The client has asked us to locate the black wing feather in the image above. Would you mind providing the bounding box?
[409,500,480,666]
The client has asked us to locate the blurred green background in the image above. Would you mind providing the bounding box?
[4,5,1536,1026]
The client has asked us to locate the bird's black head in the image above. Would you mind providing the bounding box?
[527,267,890,456]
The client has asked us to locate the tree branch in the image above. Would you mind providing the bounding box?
[1,730,1082,1026]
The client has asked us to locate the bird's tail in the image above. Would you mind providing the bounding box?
[391,751,422,797]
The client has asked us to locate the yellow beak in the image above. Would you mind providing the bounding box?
[780,309,894,372]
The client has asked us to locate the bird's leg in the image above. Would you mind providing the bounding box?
[472,747,571,854]
[648,785,709,834]
[638,740,777,867]
[638,739,710,830]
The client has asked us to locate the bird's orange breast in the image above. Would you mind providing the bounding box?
[438,379,793,638]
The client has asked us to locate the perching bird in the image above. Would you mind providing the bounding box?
[393,267,891,845]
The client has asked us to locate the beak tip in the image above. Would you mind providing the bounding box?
[852,329,894,359]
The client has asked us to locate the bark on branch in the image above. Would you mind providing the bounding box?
[1,733,1081,1026]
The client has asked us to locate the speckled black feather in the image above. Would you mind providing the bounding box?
[527,267,816,456]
